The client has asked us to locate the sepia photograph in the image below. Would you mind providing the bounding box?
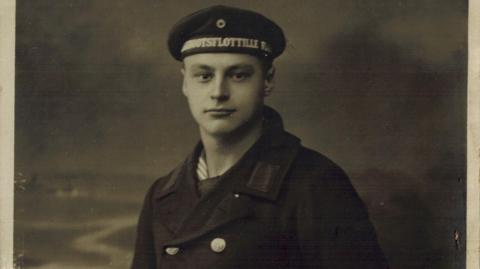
[3,0,473,268]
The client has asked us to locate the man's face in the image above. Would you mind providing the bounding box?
[182,53,273,138]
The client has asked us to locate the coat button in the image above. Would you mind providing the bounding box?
[210,238,226,253]
[233,193,240,198]
[165,247,180,255]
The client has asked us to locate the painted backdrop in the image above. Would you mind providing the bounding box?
[15,1,467,268]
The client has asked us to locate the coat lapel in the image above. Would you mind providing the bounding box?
[234,131,300,201]
[165,192,255,246]
[152,157,200,237]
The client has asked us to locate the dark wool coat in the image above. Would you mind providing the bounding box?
[132,107,388,269]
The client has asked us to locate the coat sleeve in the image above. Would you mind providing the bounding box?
[131,181,158,269]
[295,163,389,269]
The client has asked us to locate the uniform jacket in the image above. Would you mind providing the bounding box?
[132,107,388,269]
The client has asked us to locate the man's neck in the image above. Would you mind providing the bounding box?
[200,118,263,178]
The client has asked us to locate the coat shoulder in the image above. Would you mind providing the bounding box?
[289,146,368,218]
[144,167,180,202]
[293,146,350,184]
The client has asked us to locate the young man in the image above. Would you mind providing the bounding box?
[132,5,388,269]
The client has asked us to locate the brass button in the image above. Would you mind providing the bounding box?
[210,237,226,253]
[165,247,180,255]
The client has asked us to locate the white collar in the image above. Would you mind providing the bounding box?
[196,151,209,180]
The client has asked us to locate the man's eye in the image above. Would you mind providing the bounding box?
[231,72,251,81]
[195,73,213,82]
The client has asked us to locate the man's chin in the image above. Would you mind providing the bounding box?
[198,112,263,138]
[201,126,237,138]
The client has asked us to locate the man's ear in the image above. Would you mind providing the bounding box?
[181,68,187,96]
[263,66,275,97]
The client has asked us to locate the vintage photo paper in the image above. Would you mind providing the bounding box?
[1,0,479,268]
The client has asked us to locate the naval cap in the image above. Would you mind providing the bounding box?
[168,5,286,61]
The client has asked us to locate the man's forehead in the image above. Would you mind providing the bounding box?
[183,53,262,69]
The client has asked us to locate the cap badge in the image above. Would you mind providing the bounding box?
[216,19,226,29]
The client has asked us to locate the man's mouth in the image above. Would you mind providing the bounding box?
[204,108,236,116]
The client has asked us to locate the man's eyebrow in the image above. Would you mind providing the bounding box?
[226,64,255,72]
[189,64,214,71]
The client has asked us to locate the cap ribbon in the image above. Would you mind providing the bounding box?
[181,37,272,55]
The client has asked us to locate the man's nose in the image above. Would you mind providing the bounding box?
[210,76,229,101]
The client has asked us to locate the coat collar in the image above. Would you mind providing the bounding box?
[153,106,301,202]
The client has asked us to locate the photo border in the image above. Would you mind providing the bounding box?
[467,0,480,268]
[0,0,15,268]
